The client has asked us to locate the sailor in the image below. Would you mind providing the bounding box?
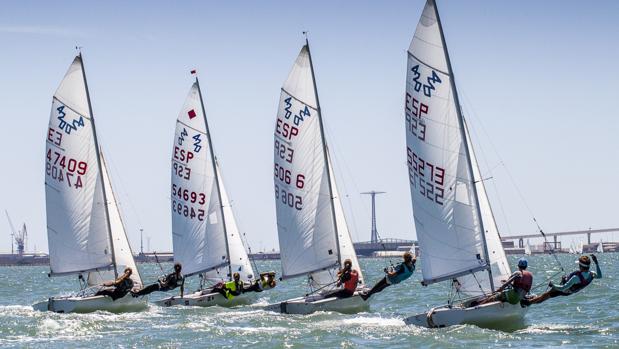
[360,252,416,301]
[213,272,244,299]
[479,258,533,305]
[132,262,184,297]
[321,259,359,299]
[522,254,602,306]
[243,271,277,293]
[95,267,135,301]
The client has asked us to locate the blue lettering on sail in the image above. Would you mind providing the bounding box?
[56,105,84,134]
[410,65,442,98]
[192,134,202,152]
[178,128,188,146]
[283,96,311,126]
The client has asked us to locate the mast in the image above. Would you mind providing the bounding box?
[432,0,494,291]
[195,75,233,280]
[79,52,118,278]
[305,38,342,268]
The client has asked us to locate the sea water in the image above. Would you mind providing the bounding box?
[0,254,616,348]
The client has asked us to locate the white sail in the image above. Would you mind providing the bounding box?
[171,83,228,277]
[45,56,113,276]
[524,239,532,256]
[455,122,511,295]
[87,155,143,288]
[202,163,255,283]
[274,45,339,279]
[405,0,488,285]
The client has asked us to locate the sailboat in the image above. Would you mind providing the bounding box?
[33,54,146,313]
[402,0,527,328]
[597,241,604,253]
[154,74,264,307]
[263,40,368,315]
[524,240,532,256]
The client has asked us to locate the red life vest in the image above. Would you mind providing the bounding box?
[513,270,533,292]
[343,270,359,292]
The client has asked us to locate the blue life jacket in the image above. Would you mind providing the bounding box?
[388,263,415,284]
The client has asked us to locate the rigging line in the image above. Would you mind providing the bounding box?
[305,279,338,297]
[322,123,364,242]
[243,232,260,276]
[153,251,165,275]
[458,89,565,272]
[461,107,513,236]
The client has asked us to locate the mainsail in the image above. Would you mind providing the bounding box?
[274,42,363,289]
[171,81,254,281]
[405,0,509,294]
[45,55,141,286]
[45,56,112,276]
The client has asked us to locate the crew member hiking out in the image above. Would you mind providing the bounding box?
[522,254,602,306]
[212,272,244,300]
[95,267,135,301]
[132,262,184,297]
[360,252,415,301]
[321,259,359,299]
[243,272,277,293]
[479,258,533,306]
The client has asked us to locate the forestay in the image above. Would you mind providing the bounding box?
[87,155,143,288]
[45,56,113,276]
[171,83,228,277]
[274,45,339,279]
[405,0,489,285]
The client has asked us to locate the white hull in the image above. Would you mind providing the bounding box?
[264,291,369,315]
[32,293,148,314]
[153,290,253,307]
[404,301,527,329]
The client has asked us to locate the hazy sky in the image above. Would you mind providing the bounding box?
[1,1,618,254]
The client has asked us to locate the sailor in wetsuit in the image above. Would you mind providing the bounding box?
[360,252,416,301]
[132,262,184,297]
[95,267,135,300]
[522,254,602,306]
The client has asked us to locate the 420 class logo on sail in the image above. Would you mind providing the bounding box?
[56,105,85,134]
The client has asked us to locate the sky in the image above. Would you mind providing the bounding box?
[1,0,618,254]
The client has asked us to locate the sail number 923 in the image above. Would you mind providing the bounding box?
[274,184,303,210]
[407,147,445,205]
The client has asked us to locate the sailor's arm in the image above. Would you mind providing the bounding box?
[552,275,578,293]
[497,273,518,292]
[591,254,602,279]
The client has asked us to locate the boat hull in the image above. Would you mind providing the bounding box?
[153,290,253,307]
[264,292,369,315]
[32,293,148,314]
[404,301,527,329]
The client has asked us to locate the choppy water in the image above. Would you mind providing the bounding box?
[0,254,616,348]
